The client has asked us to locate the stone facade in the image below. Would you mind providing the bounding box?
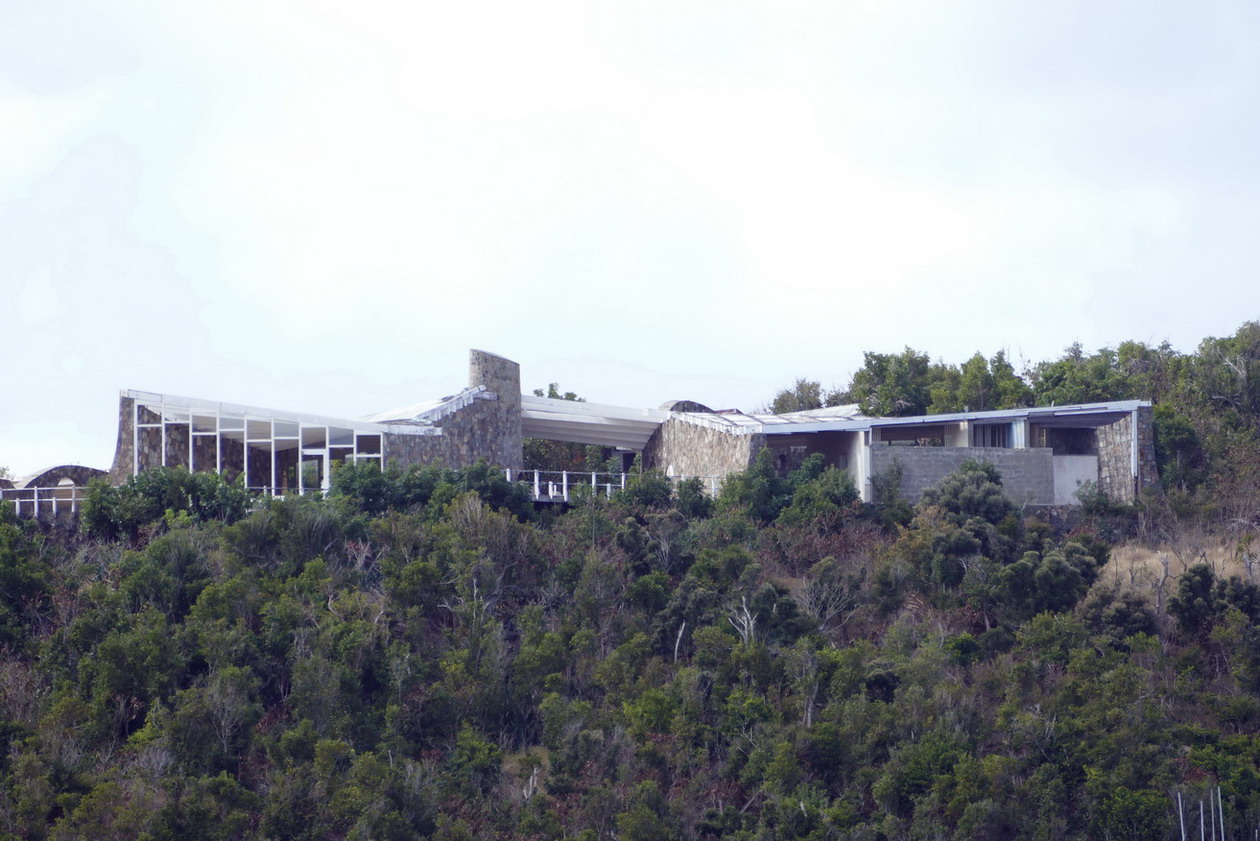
[107,395,136,485]
[1095,406,1157,503]
[16,465,105,489]
[643,417,765,478]
[465,350,523,471]
[384,393,520,471]
[382,350,524,472]
[870,446,1056,505]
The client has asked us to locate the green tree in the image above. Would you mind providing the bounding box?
[768,378,824,414]
[1029,343,1137,405]
[843,347,936,416]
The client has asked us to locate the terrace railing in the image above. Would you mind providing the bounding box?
[0,486,87,519]
[3,470,728,520]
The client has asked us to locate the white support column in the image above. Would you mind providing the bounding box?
[562,471,569,503]
[533,471,541,500]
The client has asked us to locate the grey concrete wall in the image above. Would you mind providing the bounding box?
[869,446,1056,505]
[644,417,764,478]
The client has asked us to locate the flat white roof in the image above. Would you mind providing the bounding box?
[671,399,1151,436]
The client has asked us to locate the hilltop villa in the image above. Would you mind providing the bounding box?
[3,350,1157,514]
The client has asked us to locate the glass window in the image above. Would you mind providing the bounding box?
[247,419,271,440]
[301,426,327,448]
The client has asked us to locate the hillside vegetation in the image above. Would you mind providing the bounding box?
[2,321,1260,840]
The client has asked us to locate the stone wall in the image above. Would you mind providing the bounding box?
[384,394,520,471]
[467,350,523,471]
[1095,406,1157,503]
[869,446,1056,505]
[384,350,525,472]
[17,465,106,489]
[643,417,765,478]
[107,395,136,485]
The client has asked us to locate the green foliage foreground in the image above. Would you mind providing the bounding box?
[1,458,1258,841]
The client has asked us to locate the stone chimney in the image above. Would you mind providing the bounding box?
[467,350,523,471]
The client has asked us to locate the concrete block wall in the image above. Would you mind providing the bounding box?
[869,446,1056,505]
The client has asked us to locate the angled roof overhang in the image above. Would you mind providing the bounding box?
[521,395,668,450]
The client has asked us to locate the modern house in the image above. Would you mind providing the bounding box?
[6,350,1158,515]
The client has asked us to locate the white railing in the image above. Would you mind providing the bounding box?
[1,486,88,519]
[2,471,730,519]
[512,470,627,503]
[507,470,722,503]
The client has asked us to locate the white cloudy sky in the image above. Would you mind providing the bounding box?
[3,1,1258,475]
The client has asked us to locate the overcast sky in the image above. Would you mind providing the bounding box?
[4,1,1259,476]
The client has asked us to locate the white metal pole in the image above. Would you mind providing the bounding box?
[1219,786,1226,841]
[562,471,569,503]
[272,424,278,497]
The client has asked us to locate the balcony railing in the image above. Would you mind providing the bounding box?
[3,470,728,520]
